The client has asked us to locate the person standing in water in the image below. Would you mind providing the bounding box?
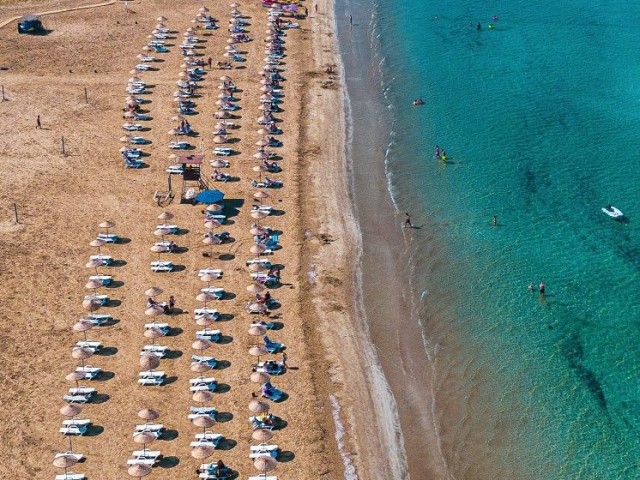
[539,281,545,296]
[404,213,413,228]
[493,215,498,226]
[434,145,440,158]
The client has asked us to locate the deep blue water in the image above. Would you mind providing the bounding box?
[366,0,640,477]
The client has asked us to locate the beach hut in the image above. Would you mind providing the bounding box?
[17,14,43,34]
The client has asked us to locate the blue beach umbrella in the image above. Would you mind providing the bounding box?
[195,189,224,204]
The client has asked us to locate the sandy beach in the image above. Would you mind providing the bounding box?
[0,0,386,478]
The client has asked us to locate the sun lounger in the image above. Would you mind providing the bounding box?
[89,254,113,265]
[59,425,87,436]
[130,136,148,144]
[151,261,173,272]
[123,123,143,131]
[132,450,161,459]
[250,415,275,430]
[263,336,284,354]
[251,273,277,283]
[63,395,90,404]
[134,64,151,71]
[194,308,219,320]
[190,383,217,393]
[83,294,109,305]
[213,147,232,156]
[246,258,272,268]
[250,321,276,330]
[139,371,166,378]
[189,377,217,385]
[256,361,286,375]
[200,287,225,299]
[189,406,217,419]
[86,313,111,326]
[196,329,221,341]
[169,141,191,150]
[261,385,285,402]
[144,322,169,331]
[139,55,156,62]
[55,451,84,462]
[191,355,217,368]
[249,444,279,459]
[63,419,91,427]
[198,268,224,278]
[140,345,168,357]
[251,180,283,189]
[166,164,184,174]
[55,473,86,480]
[251,205,273,215]
[75,365,102,375]
[125,159,144,169]
[69,387,95,396]
[127,458,156,466]
[156,224,178,233]
[138,377,164,386]
[75,341,102,351]
[135,424,164,435]
[89,274,112,285]
[248,476,277,480]
[195,433,223,443]
[97,233,119,243]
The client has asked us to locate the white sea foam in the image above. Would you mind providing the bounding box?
[330,394,358,480]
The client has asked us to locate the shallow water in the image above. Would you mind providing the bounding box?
[338,0,640,478]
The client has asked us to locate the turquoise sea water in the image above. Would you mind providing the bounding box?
[347,0,640,478]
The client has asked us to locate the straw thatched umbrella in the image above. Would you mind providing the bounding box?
[192,338,213,354]
[202,236,218,263]
[144,327,164,345]
[133,431,156,457]
[250,225,267,235]
[256,139,269,147]
[53,454,78,474]
[158,211,174,221]
[252,428,274,442]
[65,371,86,389]
[150,244,166,261]
[247,283,265,294]
[195,314,215,336]
[198,6,210,13]
[249,345,268,364]
[154,228,171,243]
[254,191,270,205]
[250,244,267,255]
[213,135,227,144]
[204,219,222,229]
[128,463,152,479]
[138,408,160,422]
[193,390,213,404]
[71,346,93,361]
[191,445,215,459]
[60,403,82,418]
[254,456,277,476]
[248,303,268,315]
[220,75,232,82]
[200,273,217,286]
[211,159,228,169]
[191,362,213,374]
[251,371,271,384]
[248,399,270,414]
[89,238,106,254]
[84,258,102,275]
[196,292,216,309]
[140,353,160,371]
[251,211,269,223]
[249,262,265,272]
[248,325,267,336]
[157,16,168,22]
[98,220,115,236]
[82,298,101,312]
[73,320,93,341]
[124,111,136,119]
[145,305,165,317]
[145,287,163,298]
[192,414,215,434]
[85,279,102,292]
[253,164,268,181]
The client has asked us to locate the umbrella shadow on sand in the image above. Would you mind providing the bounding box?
[217,335,233,345]
[213,360,231,370]
[85,425,105,436]
[215,411,233,423]
[214,383,231,394]
[95,347,118,356]
[217,438,237,451]
[276,450,295,462]
[89,394,110,404]
[164,350,183,360]
[166,327,184,336]
[160,429,179,441]
[93,371,115,381]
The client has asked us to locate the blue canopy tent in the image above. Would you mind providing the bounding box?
[195,189,224,204]
[18,14,43,34]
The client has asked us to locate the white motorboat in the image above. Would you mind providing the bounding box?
[602,205,624,219]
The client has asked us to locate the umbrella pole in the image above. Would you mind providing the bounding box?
[68,435,73,452]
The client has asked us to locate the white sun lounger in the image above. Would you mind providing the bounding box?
[55,473,86,480]
[190,383,216,392]
[83,294,108,304]
[200,287,224,296]
[59,425,87,436]
[195,432,222,442]
[140,345,168,357]
[249,444,279,459]
[135,424,164,433]
[198,268,223,278]
[188,411,217,420]
[86,314,111,326]
[167,165,184,174]
[89,274,112,284]
[132,450,160,459]
[127,458,156,466]
[63,395,90,404]
[251,205,273,214]
[97,233,118,243]
[190,440,219,448]
[63,419,91,427]
[138,377,164,386]
[75,341,102,350]
[196,329,221,341]
[151,261,174,272]
[75,365,102,376]
[139,371,165,378]
[69,387,95,396]
[248,476,277,480]
[144,322,169,331]
[194,308,218,317]
[156,224,178,232]
[89,254,113,265]
[190,377,216,385]
[246,258,272,267]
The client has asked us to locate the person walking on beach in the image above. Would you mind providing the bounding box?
[282,352,288,369]
[207,56,212,70]
[349,14,353,26]
[169,295,176,311]
[304,6,308,17]
[404,212,413,228]
[36,115,41,129]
